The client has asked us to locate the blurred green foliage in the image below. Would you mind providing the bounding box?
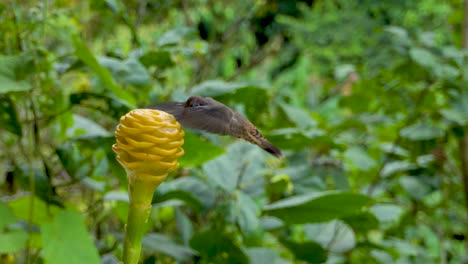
[0,0,467,263]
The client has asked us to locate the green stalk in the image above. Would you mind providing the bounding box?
[123,173,164,264]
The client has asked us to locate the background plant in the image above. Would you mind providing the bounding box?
[0,0,467,263]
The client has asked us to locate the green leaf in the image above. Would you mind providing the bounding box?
[380,161,417,178]
[304,220,356,253]
[279,237,327,263]
[153,188,204,211]
[99,57,151,86]
[235,191,260,236]
[190,230,248,264]
[410,48,438,68]
[0,75,31,93]
[179,132,224,166]
[156,177,215,209]
[370,204,404,224]
[139,50,175,69]
[342,211,380,233]
[157,27,195,46]
[400,123,444,141]
[440,90,468,125]
[142,233,197,262]
[0,229,28,253]
[0,201,17,230]
[264,191,372,224]
[67,114,111,138]
[344,147,377,171]
[279,103,317,130]
[0,95,22,136]
[8,197,60,225]
[13,165,62,206]
[399,176,431,200]
[70,92,132,119]
[267,127,331,151]
[41,210,100,264]
[72,35,135,106]
[246,248,289,264]
[0,54,33,94]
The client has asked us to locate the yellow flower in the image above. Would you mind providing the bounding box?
[112,109,184,183]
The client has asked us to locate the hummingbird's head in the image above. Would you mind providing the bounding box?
[184,96,208,108]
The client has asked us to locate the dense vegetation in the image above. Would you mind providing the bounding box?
[1,0,467,263]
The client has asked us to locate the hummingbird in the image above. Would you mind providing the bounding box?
[151,96,282,157]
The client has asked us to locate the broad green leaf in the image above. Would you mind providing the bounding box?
[156,177,215,209]
[72,35,135,106]
[0,54,33,93]
[400,123,444,141]
[260,216,284,231]
[153,188,204,211]
[304,220,356,253]
[399,176,430,200]
[410,48,438,68]
[0,75,31,93]
[370,204,404,224]
[41,210,100,264]
[175,208,193,245]
[179,132,224,166]
[99,57,151,86]
[440,90,468,125]
[279,103,317,130]
[246,248,289,264]
[8,197,60,225]
[0,201,17,230]
[0,95,21,136]
[279,237,327,263]
[264,191,372,224]
[158,27,195,46]
[344,146,377,171]
[267,127,331,151]
[235,191,260,236]
[189,230,248,263]
[0,229,28,253]
[139,50,175,69]
[142,233,197,262]
[342,211,379,233]
[67,114,111,138]
[380,161,417,178]
[380,143,410,157]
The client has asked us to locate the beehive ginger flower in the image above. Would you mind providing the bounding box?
[112,109,184,183]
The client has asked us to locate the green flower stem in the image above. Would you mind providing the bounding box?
[123,173,164,264]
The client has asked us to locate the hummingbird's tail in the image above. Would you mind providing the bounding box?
[259,139,283,158]
[245,129,282,158]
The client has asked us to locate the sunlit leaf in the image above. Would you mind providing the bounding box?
[304,220,356,253]
[179,132,224,166]
[0,202,17,230]
[0,230,28,253]
[41,210,100,264]
[8,197,60,225]
[235,191,260,236]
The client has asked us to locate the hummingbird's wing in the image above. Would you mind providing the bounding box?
[151,102,232,135]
